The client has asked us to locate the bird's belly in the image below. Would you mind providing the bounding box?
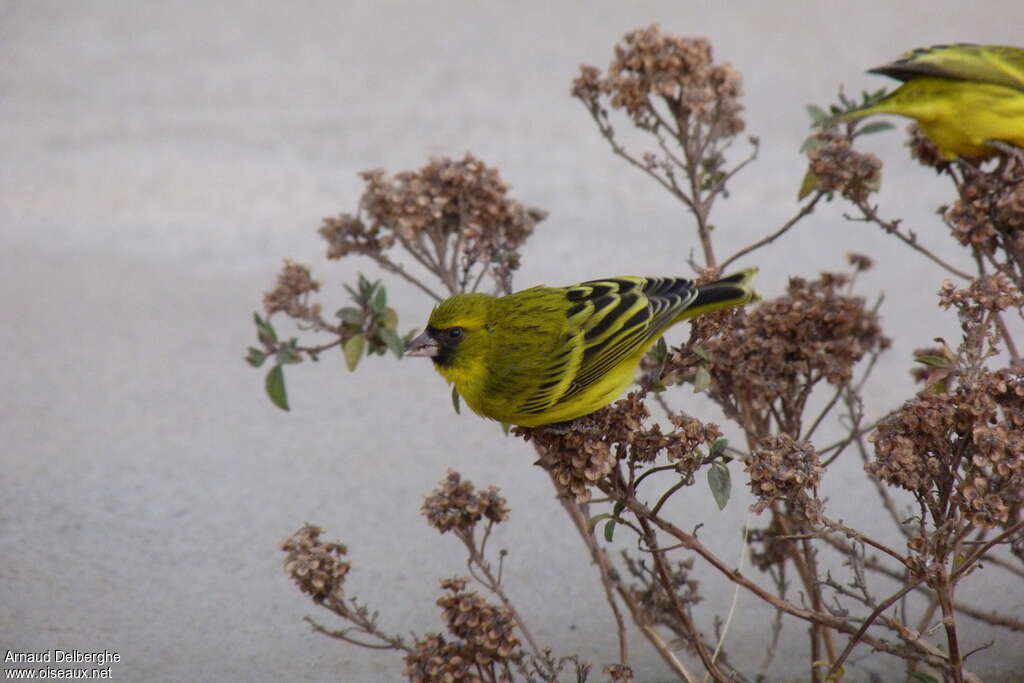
[502,361,637,428]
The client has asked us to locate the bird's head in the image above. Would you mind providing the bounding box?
[405,293,492,369]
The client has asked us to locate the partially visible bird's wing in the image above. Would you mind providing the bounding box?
[549,276,700,406]
[870,44,1024,91]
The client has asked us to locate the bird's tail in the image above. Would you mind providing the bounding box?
[681,267,761,320]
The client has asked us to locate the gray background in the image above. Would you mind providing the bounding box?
[4,1,1023,681]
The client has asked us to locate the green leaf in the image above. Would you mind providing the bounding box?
[907,673,939,683]
[693,345,712,363]
[805,104,828,123]
[357,273,372,294]
[915,355,952,368]
[343,334,365,372]
[603,502,625,542]
[710,438,729,456]
[336,307,365,326]
[253,312,277,346]
[379,327,405,358]
[246,347,267,368]
[500,422,510,435]
[798,167,818,200]
[693,365,711,393]
[451,386,461,415]
[654,336,668,362]
[380,307,399,330]
[859,121,895,135]
[707,461,731,510]
[370,284,387,313]
[265,364,289,411]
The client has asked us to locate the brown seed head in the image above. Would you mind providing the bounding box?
[422,470,510,535]
[263,259,322,321]
[807,131,882,202]
[280,524,350,602]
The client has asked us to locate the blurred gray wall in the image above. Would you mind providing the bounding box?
[3,1,1023,680]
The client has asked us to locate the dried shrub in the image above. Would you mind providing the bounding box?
[280,524,351,602]
[319,154,546,294]
[869,369,1024,527]
[263,259,322,322]
[437,577,522,663]
[745,434,823,520]
[677,273,888,438]
[423,470,511,535]
[572,26,744,138]
[806,131,882,202]
[517,392,722,502]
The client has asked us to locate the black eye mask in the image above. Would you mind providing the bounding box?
[427,325,465,366]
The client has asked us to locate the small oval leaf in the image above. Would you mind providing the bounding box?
[371,285,387,313]
[379,328,405,358]
[707,461,731,510]
[859,121,895,135]
[798,168,818,201]
[343,334,365,372]
[246,347,267,368]
[336,307,365,326]
[451,386,461,415]
[265,364,289,411]
[915,354,952,368]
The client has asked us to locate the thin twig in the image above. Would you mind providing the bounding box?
[720,192,823,271]
[851,201,972,280]
[827,577,924,678]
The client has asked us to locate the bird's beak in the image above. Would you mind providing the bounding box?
[405,330,440,358]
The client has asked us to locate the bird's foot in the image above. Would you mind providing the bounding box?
[536,419,603,437]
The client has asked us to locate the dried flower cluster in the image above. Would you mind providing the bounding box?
[422,470,510,535]
[869,368,1024,527]
[517,393,722,502]
[437,577,521,663]
[683,273,888,437]
[263,259,322,321]
[938,275,1024,374]
[280,524,350,602]
[404,577,522,683]
[939,273,1024,321]
[572,25,744,138]
[319,154,546,293]
[745,434,823,520]
[806,131,882,202]
[404,633,483,683]
[945,163,1024,274]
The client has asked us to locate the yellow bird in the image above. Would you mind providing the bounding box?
[406,269,759,427]
[836,44,1024,160]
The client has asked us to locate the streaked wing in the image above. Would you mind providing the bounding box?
[550,276,699,405]
[871,44,1024,91]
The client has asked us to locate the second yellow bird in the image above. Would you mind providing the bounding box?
[406,269,759,427]
[837,44,1024,160]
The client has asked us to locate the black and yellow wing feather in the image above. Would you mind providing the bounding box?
[511,269,758,417]
[870,44,1024,91]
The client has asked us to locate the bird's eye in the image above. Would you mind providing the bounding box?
[446,327,464,340]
